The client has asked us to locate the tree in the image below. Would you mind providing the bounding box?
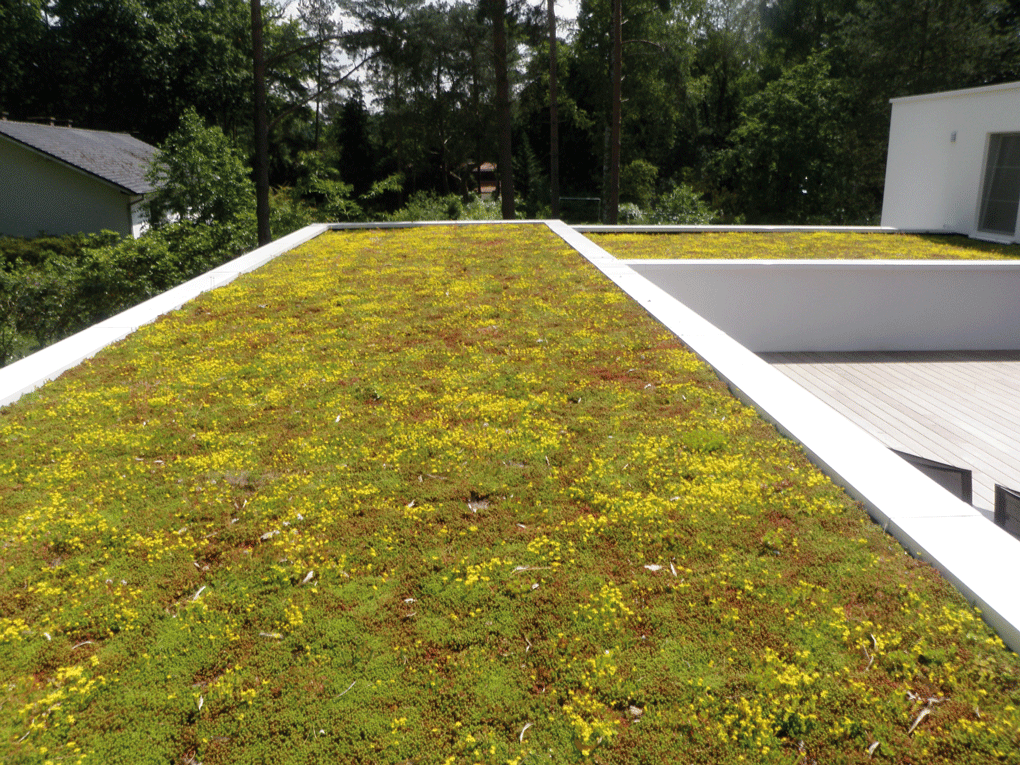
[490,0,516,218]
[339,0,531,207]
[836,0,1011,95]
[0,0,47,118]
[570,0,698,220]
[547,0,560,218]
[717,55,868,223]
[146,108,254,228]
[8,0,254,143]
[251,0,272,244]
[297,0,340,149]
[250,0,374,243]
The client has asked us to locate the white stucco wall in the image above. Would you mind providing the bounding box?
[881,81,1020,242]
[628,259,1020,352]
[0,138,136,238]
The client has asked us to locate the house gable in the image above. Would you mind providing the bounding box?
[0,134,141,237]
[881,80,1020,244]
[0,119,157,238]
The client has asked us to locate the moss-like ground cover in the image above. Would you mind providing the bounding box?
[1,224,1018,764]
[591,231,1020,260]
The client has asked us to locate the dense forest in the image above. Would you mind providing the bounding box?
[2,0,1019,226]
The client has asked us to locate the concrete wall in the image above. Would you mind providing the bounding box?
[628,259,1020,352]
[0,138,134,238]
[881,82,1020,242]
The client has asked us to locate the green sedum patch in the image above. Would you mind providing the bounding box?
[591,231,1020,260]
[1,225,1018,764]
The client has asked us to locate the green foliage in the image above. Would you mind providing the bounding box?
[146,108,255,228]
[620,159,658,209]
[312,173,405,222]
[390,191,465,222]
[5,0,1020,226]
[717,55,867,224]
[0,232,113,269]
[265,187,319,237]
[462,196,502,220]
[386,192,507,222]
[0,187,319,368]
[618,202,646,224]
[648,184,718,225]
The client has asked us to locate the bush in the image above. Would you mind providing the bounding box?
[462,196,501,220]
[618,203,646,224]
[0,232,116,268]
[0,221,255,367]
[146,108,254,228]
[648,184,719,225]
[267,188,318,238]
[0,189,318,367]
[391,191,464,222]
[620,160,658,209]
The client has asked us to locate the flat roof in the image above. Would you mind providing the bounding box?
[889,79,1020,105]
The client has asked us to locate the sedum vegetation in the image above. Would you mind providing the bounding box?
[1,225,1018,764]
[591,232,1020,260]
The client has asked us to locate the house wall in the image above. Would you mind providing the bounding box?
[881,82,1020,242]
[628,259,1020,352]
[0,138,135,238]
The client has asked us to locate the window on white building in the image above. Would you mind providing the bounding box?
[978,133,1020,236]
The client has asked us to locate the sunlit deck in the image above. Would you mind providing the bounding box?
[761,351,1020,517]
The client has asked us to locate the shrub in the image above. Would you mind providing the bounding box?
[145,107,254,228]
[267,188,318,238]
[0,232,116,268]
[618,202,646,224]
[648,184,719,225]
[390,191,464,222]
[621,159,658,209]
[462,196,501,220]
[0,222,254,367]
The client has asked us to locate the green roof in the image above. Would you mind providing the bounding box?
[2,225,1018,763]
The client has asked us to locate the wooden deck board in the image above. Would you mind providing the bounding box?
[761,351,1020,514]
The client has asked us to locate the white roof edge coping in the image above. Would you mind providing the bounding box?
[889,79,1020,105]
[546,219,1020,655]
[621,259,1020,271]
[0,223,330,409]
[574,224,898,234]
[328,219,550,229]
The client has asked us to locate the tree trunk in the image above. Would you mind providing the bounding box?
[314,40,322,150]
[493,0,515,219]
[251,0,271,245]
[548,0,560,219]
[607,0,622,224]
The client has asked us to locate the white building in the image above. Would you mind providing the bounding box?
[0,119,158,239]
[881,80,1020,244]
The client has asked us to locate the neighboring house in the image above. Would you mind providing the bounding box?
[475,162,497,198]
[0,118,158,239]
[881,80,1020,244]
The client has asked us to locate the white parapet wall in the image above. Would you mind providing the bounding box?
[626,259,1020,352]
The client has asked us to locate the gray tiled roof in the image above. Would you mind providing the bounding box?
[0,119,158,194]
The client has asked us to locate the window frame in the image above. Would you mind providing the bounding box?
[976,132,1020,241]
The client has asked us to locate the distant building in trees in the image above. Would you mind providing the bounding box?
[0,118,157,239]
[881,81,1020,245]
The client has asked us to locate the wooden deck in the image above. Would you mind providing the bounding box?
[760,351,1020,517]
